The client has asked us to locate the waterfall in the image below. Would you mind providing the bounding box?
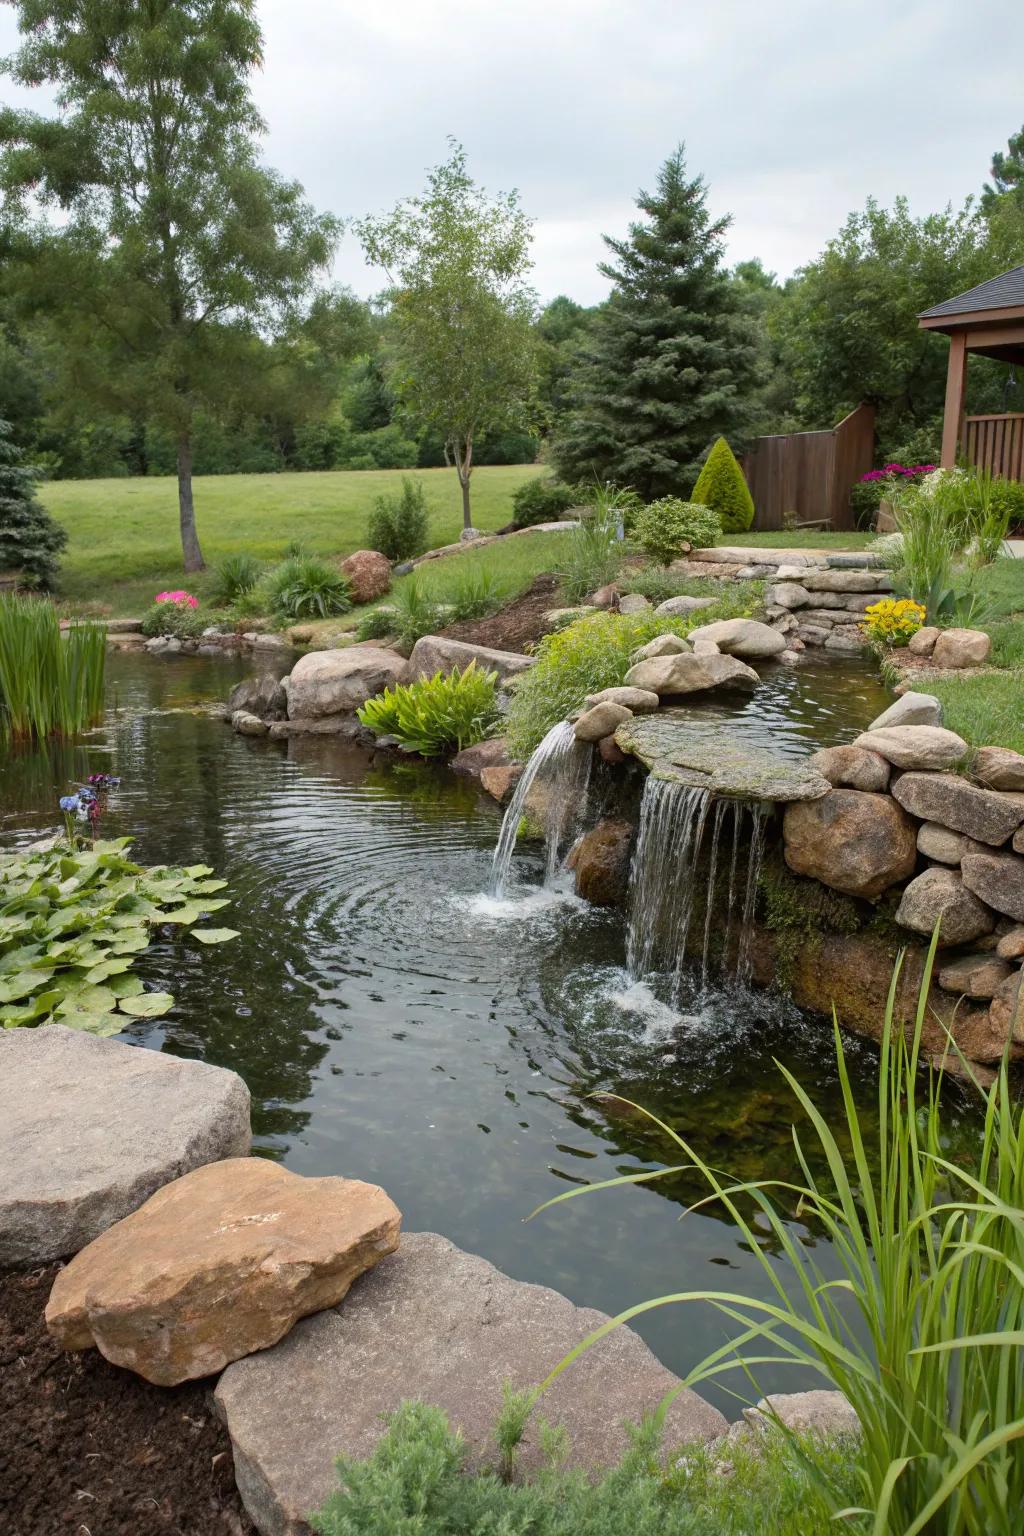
[489,721,592,898]
[625,776,767,999]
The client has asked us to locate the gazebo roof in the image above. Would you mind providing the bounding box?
[919,265,1024,324]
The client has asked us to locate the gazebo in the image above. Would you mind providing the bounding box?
[919,264,1024,480]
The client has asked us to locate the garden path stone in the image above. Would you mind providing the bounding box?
[891,773,1024,846]
[214,1231,727,1536]
[868,691,942,730]
[406,635,534,686]
[851,725,968,771]
[285,647,407,719]
[46,1159,401,1386]
[0,1027,251,1266]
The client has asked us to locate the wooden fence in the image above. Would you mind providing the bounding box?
[741,403,875,531]
[963,413,1024,482]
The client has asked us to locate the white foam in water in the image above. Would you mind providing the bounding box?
[489,721,592,898]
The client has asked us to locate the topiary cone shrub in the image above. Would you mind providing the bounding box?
[692,436,755,534]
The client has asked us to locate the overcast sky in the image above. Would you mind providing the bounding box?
[2,0,1022,305]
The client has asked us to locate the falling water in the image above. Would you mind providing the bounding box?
[625,776,768,1000]
[489,720,592,897]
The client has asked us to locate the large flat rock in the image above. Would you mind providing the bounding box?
[0,1027,251,1266]
[215,1231,727,1536]
[406,635,534,685]
[615,714,831,801]
[285,647,407,720]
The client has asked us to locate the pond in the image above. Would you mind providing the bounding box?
[0,651,974,1411]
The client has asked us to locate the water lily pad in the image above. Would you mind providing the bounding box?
[118,990,175,1018]
[189,928,240,945]
[57,1010,125,1036]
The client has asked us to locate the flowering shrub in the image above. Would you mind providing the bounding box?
[850,464,936,530]
[155,589,199,607]
[861,597,926,649]
[859,463,936,484]
[141,598,205,639]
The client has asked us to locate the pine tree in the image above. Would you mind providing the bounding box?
[692,436,755,533]
[551,146,760,500]
[0,418,66,589]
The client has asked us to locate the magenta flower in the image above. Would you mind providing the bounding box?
[155,589,198,608]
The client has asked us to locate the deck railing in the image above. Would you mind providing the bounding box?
[963,413,1024,482]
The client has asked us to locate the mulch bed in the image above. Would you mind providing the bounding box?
[0,1264,254,1536]
[438,573,563,653]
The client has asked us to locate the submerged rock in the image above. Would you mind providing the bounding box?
[783,791,917,898]
[232,709,269,737]
[615,715,831,801]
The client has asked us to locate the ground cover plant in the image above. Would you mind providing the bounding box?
[357,664,499,755]
[0,838,237,1034]
[531,942,1024,1534]
[311,1399,857,1536]
[0,595,105,740]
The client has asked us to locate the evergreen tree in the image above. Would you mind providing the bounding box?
[551,145,760,499]
[692,436,755,533]
[982,123,1024,213]
[0,418,66,589]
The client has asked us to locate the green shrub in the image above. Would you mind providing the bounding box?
[511,476,579,529]
[533,939,1024,1535]
[367,476,431,561]
[265,557,352,622]
[210,552,263,607]
[632,499,720,565]
[985,475,1024,533]
[556,517,622,603]
[505,598,755,756]
[141,599,205,640]
[691,437,755,534]
[355,605,398,641]
[311,1400,855,1536]
[357,663,499,755]
[0,419,67,590]
[0,596,105,740]
[0,838,235,1032]
[389,578,445,648]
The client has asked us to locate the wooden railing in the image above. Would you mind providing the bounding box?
[963,413,1024,482]
[740,403,875,531]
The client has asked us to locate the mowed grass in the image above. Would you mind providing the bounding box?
[930,672,1024,754]
[724,530,878,549]
[41,464,544,617]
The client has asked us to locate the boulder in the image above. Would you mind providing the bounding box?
[623,652,759,696]
[988,969,1024,1044]
[598,734,628,765]
[740,1390,859,1441]
[449,737,511,784]
[851,725,968,772]
[961,851,1024,922]
[654,594,718,616]
[573,701,632,743]
[937,953,1013,999]
[338,550,391,604]
[232,709,269,737]
[685,618,788,659]
[825,629,867,654]
[46,1160,401,1387]
[407,636,533,687]
[617,593,651,614]
[917,822,988,866]
[996,926,1024,960]
[480,764,523,804]
[907,625,940,656]
[584,686,660,713]
[214,1232,726,1536]
[931,627,992,669]
[588,582,621,609]
[0,1027,251,1267]
[895,868,995,946]
[634,632,690,660]
[286,647,407,720]
[783,791,918,899]
[891,773,1024,847]
[764,582,810,609]
[972,746,1024,793]
[802,569,894,593]
[868,691,942,731]
[227,673,287,721]
[569,819,634,904]
[1017,826,1024,856]
[691,637,721,656]
[807,745,890,792]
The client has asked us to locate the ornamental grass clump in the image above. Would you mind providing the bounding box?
[0,595,105,741]
[531,938,1024,1535]
[358,663,499,756]
[265,557,352,622]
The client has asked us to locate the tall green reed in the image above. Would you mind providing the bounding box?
[531,937,1024,1535]
[0,594,106,740]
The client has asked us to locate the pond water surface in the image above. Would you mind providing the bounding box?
[0,651,972,1411]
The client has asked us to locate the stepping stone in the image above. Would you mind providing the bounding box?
[46,1159,401,1386]
[0,1026,251,1266]
[215,1231,727,1536]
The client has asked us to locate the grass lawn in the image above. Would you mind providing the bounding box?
[930,672,1024,754]
[41,464,544,617]
[724,530,877,550]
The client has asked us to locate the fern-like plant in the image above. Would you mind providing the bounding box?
[357,663,499,756]
[691,437,755,534]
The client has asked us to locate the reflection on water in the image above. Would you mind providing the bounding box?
[0,651,973,1409]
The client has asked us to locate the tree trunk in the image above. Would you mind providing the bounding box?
[176,431,205,573]
[453,432,474,529]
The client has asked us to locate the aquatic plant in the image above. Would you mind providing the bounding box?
[358,663,499,756]
[0,838,237,1034]
[532,938,1024,1534]
[0,595,105,741]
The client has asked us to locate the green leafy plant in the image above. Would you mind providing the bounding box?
[691,437,755,534]
[357,663,499,756]
[445,565,511,621]
[0,840,237,1034]
[0,596,105,740]
[141,599,206,640]
[511,475,579,529]
[355,605,399,641]
[265,557,352,622]
[367,476,431,561]
[532,938,1024,1535]
[0,418,67,589]
[618,569,724,606]
[210,552,264,606]
[632,499,721,565]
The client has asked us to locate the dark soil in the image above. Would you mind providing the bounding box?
[438,573,564,653]
[0,1264,254,1536]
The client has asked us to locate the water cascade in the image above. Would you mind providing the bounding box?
[625,776,767,999]
[489,720,593,897]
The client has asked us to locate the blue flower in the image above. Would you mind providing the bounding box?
[77,786,98,804]
[59,795,80,813]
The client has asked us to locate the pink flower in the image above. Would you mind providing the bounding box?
[154,589,198,607]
